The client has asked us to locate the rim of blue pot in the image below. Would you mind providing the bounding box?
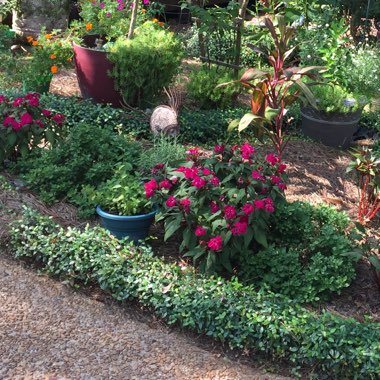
[96,205,157,221]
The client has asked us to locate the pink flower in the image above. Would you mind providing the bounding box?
[195,225,207,237]
[210,201,219,214]
[12,97,23,107]
[166,196,177,207]
[151,163,165,174]
[3,116,14,127]
[214,144,225,153]
[207,235,223,251]
[254,199,265,209]
[278,163,287,173]
[270,175,281,185]
[241,143,255,159]
[99,1,105,8]
[231,221,248,236]
[278,183,287,191]
[106,12,112,17]
[143,0,149,4]
[252,170,265,182]
[224,205,236,219]
[42,109,51,117]
[180,198,191,213]
[159,179,171,190]
[20,112,33,126]
[231,144,239,152]
[51,113,65,124]
[28,97,39,107]
[242,203,254,215]
[117,3,125,10]
[202,167,211,176]
[187,147,200,157]
[144,179,158,198]
[175,166,186,173]
[266,153,279,166]
[0,95,6,103]
[35,119,44,128]
[170,176,178,185]
[264,198,275,213]
[192,176,207,189]
[184,167,198,180]
[11,120,21,131]
[209,176,220,186]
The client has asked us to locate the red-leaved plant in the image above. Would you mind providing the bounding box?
[145,144,287,274]
[0,92,65,162]
[347,146,380,225]
[228,15,323,157]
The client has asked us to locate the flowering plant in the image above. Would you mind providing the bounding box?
[0,92,65,162]
[145,144,287,274]
[22,30,73,91]
[72,0,152,40]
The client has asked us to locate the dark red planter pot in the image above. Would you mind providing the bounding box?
[73,39,123,107]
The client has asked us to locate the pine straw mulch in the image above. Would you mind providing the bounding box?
[1,69,378,323]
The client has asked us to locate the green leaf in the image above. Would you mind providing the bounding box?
[227,119,240,132]
[369,255,380,271]
[164,214,182,241]
[238,113,263,132]
[253,226,268,248]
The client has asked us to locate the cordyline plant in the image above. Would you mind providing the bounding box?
[145,144,287,274]
[347,146,380,225]
[228,15,324,157]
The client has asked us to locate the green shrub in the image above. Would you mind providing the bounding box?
[13,123,141,215]
[108,21,183,107]
[10,208,380,379]
[239,202,357,303]
[138,134,186,174]
[187,65,240,109]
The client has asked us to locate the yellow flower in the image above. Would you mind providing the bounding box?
[45,34,52,39]
[50,53,56,59]
[50,65,58,74]
[141,8,146,13]
[152,18,158,23]
[85,23,93,31]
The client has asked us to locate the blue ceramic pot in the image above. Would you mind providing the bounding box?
[96,205,156,244]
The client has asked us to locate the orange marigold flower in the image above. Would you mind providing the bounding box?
[141,8,146,13]
[158,21,164,27]
[26,36,34,43]
[32,40,39,46]
[67,57,72,62]
[50,53,56,59]
[45,34,52,39]
[152,18,158,23]
[85,23,93,31]
[50,65,58,74]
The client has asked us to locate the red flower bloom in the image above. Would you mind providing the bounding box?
[51,113,65,124]
[144,179,158,198]
[264,197,275,213]
[252,170,265,182]
[12,97,23,107]
[207,235,223,251]
[180,198,191,213]
[192,176,207,189]
[195,225,207,237]
[35,119,44,128]
[278,182,287,191]
[42,109,52,117]
[0,95,6,103]
[20,112,33,126]
[278,163,287,173]
[151,163,165,174]
[28,97,39,107]
[159,179,171,190]
[184,167,198,180]
[202,167,211,176]
[231,221,248,236]
[209,176,220,186]
[214,144,225,153]
[210,201,219,214]
[266,153,279,166]
[166,196,177,207]
[224,205,236,219]
[241,143,255,159]
[242,203,254,215]
[270,175,281,185]
[254,199,265,209]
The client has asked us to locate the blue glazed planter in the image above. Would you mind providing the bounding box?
[96,205,156,244]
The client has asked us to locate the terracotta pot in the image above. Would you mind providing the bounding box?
[73,39,123,107]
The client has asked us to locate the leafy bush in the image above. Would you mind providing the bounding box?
[138,134,186,174]
[108,21,183,106]
[0,92,65,162]
[187,65,240,109]
[13,123,141,215]
[147,144,287,273]
[0,25,15,51]
[10,208,380,379]
[239,202,358,303]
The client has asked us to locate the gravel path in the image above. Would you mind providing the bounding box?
[0,253,290,380]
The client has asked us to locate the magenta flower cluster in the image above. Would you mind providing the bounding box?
[145,143,287,272]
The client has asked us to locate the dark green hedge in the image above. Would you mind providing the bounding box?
[10,208,380,379]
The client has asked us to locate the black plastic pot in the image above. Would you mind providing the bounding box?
[301,107,362,149]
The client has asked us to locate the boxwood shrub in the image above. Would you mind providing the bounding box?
[10,208,380,379]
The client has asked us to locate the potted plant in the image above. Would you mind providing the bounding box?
[70,0,183,107]
[84,164,156,243]
[301,83,366,148]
